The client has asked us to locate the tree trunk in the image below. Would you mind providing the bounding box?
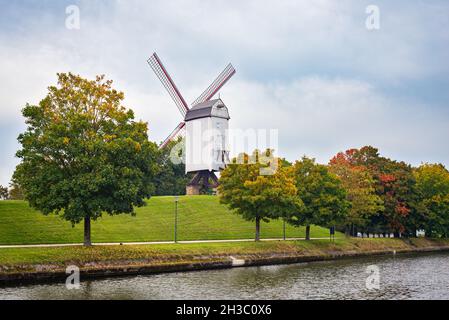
[84,216,92,246]
[255,216,261,242]
[305,224,311,240]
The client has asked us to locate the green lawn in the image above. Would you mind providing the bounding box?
[0,196,335,245]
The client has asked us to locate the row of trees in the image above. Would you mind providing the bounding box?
[329,147,449,238]
[218,151,349,241]
[219,148,449,240]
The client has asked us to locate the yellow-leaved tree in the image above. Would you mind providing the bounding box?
[218,150,302,241]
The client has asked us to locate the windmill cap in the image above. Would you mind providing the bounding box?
[185,99,230,121]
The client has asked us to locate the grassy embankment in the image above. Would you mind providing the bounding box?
[0,196,334,245]
[1,238,449,276]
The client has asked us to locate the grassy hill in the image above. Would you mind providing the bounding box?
[0,196,335,245]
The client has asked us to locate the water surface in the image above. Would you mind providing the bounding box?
[1,252,449,300]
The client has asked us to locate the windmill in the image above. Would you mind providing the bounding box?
[147,52,236,195]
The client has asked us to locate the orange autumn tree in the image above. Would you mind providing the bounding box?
[332,146,417,237]
[329,149,383,236]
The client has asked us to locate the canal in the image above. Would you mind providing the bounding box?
[1,252,449,300]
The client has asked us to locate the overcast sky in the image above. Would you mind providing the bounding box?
[1,0,448,186]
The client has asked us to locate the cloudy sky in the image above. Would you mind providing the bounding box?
[1,0,448,186]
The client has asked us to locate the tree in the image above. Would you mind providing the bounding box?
[329,150,384,236]
[218,150,301,241]
[342,146,419,237]
[8,179,24,200]
[288,157,349,240]
[13,73,158,246]
[414,163,449,237]
[153,138,190,196]
[381,160,418,237]
[0,185,8,200]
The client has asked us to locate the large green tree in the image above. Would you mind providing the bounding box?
[414,163,449,237]
[288,157,349,240]
[14,73,158,245]
[218,150,301,241]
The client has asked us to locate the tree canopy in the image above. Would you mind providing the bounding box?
[414,163,449,237]
[218,150,301,241]
[7,180,24,200]
[0,185,8,200]
[13,73,158,245]
[153,138,190,196]
[329,150,384,235]
[288,156,349,240]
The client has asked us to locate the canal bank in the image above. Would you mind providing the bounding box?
[1,238,449,285]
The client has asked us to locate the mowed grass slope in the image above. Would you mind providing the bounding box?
[0,196,334,245]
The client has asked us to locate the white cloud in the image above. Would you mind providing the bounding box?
[225,76,449,166]
[0,47,68,124]
[0,0,448,185]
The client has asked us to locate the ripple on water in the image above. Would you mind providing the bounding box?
[1,252,449,300]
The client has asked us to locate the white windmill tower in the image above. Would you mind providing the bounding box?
[147,52,236,195]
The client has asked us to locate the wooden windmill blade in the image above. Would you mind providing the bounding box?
[191,63,236,106]
[159,121,186,150]
[147,52,189,117]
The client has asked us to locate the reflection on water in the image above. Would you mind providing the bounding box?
[1,252,449,300]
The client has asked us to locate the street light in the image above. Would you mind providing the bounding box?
[283,219,286,240]
[174,196,179,243]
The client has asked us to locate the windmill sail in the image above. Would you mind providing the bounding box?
[191,63,236,106]
[159,121,186,149]
[147,53,189,117]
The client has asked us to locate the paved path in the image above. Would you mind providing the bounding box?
[0,237,337,249]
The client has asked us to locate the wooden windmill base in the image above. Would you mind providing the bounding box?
[186,170,219,195]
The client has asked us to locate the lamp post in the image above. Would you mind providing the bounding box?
[174,196,179,243]
[283,219,286,240]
